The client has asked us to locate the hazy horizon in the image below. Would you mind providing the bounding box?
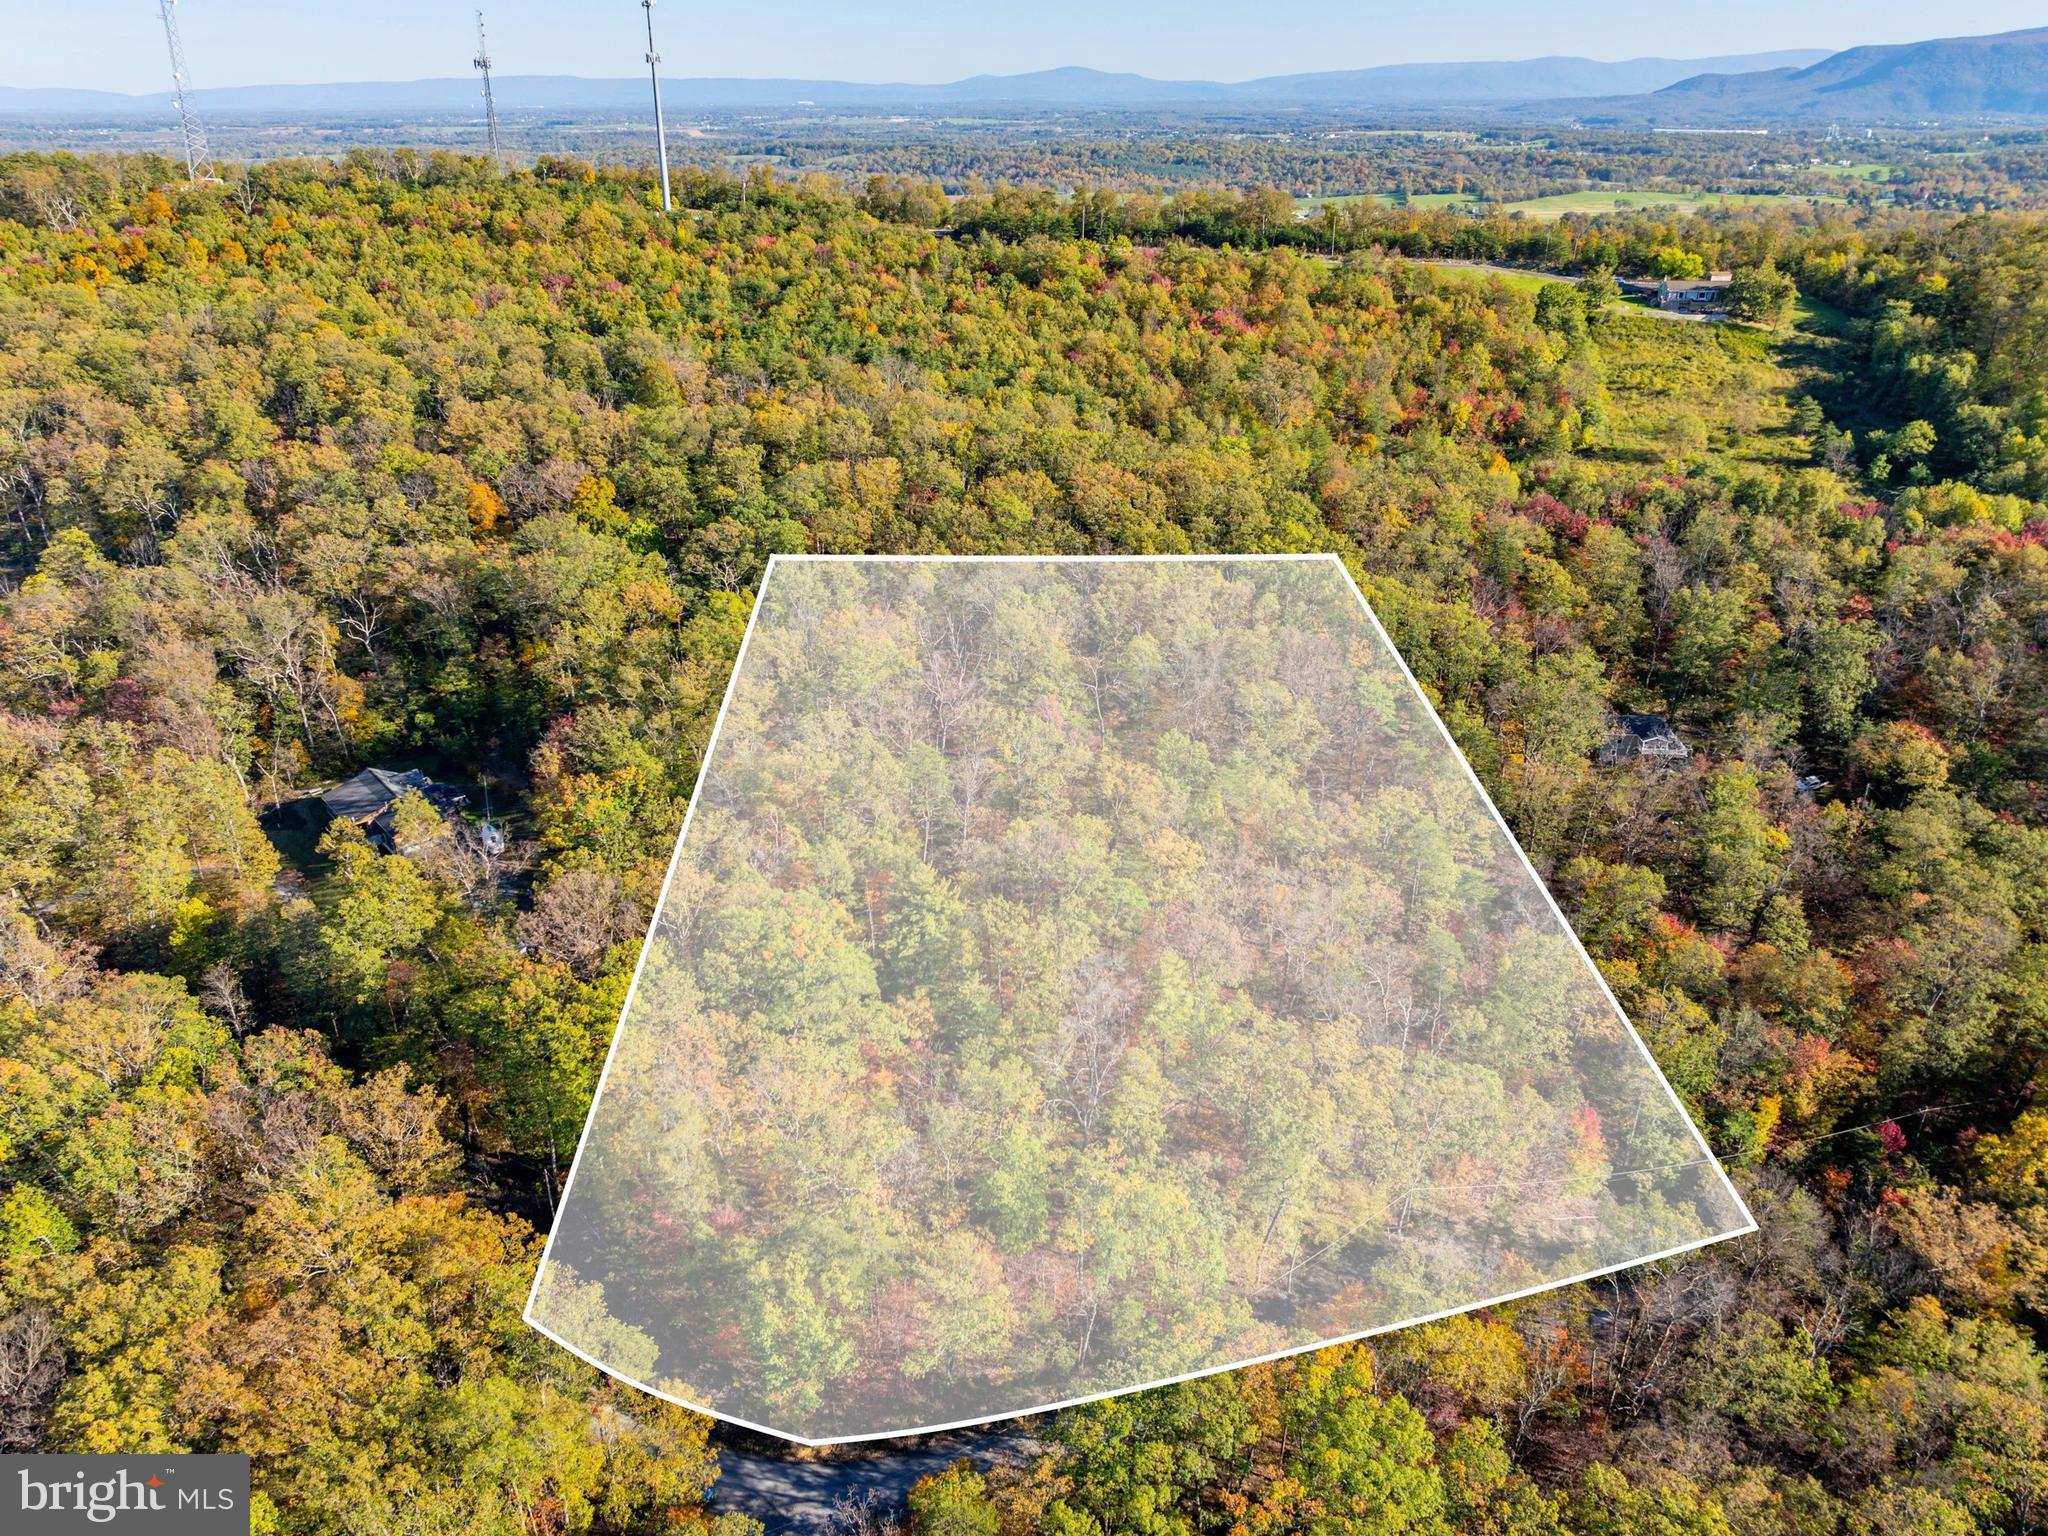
[6,0,2045,95]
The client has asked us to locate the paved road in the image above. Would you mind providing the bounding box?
[711,1428,1036,1533]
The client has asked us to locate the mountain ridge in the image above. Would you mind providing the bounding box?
[11,32,2047,122]
[0,51,1831,114]
[1600,27,2048,119]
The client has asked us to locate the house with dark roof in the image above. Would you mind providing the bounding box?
[319,767,466,852]
[1598,714,1692,766]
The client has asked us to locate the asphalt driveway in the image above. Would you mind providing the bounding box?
[710,1427,1037,1533]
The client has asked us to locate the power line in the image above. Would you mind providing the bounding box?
[641,0,673,212]
[156,0,211,182]
[473,9,503,166]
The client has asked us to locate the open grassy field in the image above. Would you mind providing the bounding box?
[1587,307,1807,466]
[1812,161,1893,181]
[1299,188,1844,219]
[1501,189,1844,219]
[1421,260,1817,467]
[1415,259,1560,296]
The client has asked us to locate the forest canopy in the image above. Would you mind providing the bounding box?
[533,556,1745,1441]
[0,144,2046,1534]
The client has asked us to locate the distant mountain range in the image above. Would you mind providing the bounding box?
[4,29,2046,121]
[0,51,1831,116]
[1603,27,2048,121]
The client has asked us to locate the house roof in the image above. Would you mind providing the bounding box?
[1613,713,1684,742]
[1605,716,1687,753]
[322,766,430,822]
[1600,714,1690,763]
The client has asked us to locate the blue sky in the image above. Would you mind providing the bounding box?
[8,0,2047,94]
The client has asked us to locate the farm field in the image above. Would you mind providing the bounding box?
[1501,188,1845,217]
[1299,187,1844,220]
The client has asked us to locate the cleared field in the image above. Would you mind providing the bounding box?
[1418,260,1736,324]
[1588,307,1805,466]
[1502,189,1843,219]
[1298,188,1843,219]
[1415,259,1561,296]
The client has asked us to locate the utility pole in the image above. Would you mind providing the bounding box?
[642,0,673,212]
[157,0,211,181]
[473,10,503,165]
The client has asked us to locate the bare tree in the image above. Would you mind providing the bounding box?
[1512,1308,1578,1455]
[0,903,96,1010]
[515,868,641,976]
[1042,959,1137,1141]
[0,1308,65,1451]
[822,1488,902,1536]
[199,961,255,1038]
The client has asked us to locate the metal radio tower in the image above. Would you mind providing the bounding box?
[642,0,673,212]
[473,10,504,164]
[157,0,211,181]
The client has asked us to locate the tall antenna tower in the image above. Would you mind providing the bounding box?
[641,0,673,212]
[156,0,211,181]
[473,10,503,164]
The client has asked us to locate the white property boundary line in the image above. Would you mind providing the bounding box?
[523,550,1758,1448]
[1329,555,1757,1232]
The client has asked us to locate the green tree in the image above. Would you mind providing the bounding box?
[1726,261,1796,324]
[909,1462,1003,1536]
[311,820,445,1009]
[1694,764,1788,932]
[1650,247,1707,280]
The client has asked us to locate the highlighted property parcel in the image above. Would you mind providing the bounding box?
[527,555,1751,1444]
